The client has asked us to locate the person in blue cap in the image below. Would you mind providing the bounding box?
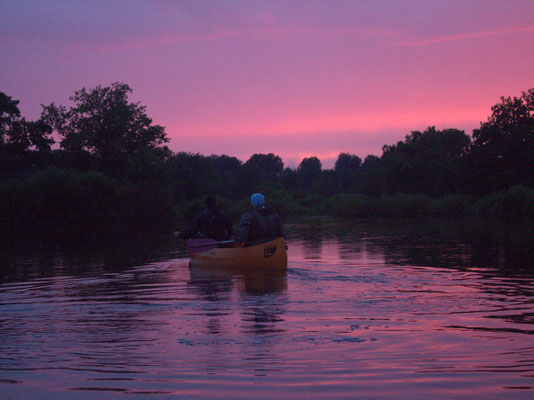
[235,193,284,246]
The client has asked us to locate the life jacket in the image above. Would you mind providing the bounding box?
[247,206,281,242]
[197,207,232,241]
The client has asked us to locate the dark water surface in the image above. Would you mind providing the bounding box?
[1,218,533,399]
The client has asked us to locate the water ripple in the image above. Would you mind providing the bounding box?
[1,219,533,399]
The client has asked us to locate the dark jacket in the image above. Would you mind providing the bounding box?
[235,205,284,245]
[178,206,233,241]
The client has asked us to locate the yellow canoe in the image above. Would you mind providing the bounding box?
[188,237,288,270]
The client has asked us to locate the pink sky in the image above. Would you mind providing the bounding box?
[1,0,532,168]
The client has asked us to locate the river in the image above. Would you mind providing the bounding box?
[0,218,533,399]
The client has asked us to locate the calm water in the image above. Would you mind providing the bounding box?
[1,218,533,399]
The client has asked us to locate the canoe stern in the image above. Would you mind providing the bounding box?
[189,237,287,269]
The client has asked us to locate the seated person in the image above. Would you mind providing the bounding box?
[235,193,284,246]
[177,196,233,241]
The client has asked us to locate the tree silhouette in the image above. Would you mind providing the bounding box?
[41,83,168,179]
[1,85,533,231]
[381,127,471,195]
[1,92,53,152]
[334,153,362,171]
[334,153,362,192]
[297,156,322,191]
[470,88,534,193]
[355,155,387,196]
[241,153,284,192]
[0,92,21,141]
[0,91,54,177]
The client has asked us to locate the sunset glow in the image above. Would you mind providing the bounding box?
[1,0,532,167]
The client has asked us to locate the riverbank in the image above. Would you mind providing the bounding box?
[327,185,534,218]
[1,167,532,237]
[174,185,534,221]
[0,167,174,235]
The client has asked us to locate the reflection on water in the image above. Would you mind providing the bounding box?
[0,218,533,399]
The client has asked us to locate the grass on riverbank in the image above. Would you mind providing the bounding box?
[320,186,533,218]
[173,185,533,222]
[0,167,531,238]
[0,167,173,233]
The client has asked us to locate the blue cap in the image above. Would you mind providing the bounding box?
[251,193,265,208]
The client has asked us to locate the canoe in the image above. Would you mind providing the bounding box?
[188,237,288,270]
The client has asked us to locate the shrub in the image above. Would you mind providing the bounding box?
[468,186,534,217]
[430,194,474,217]
[329,194,379,217]
[0,167,173,232]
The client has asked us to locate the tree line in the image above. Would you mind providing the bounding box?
[1,83,532,234]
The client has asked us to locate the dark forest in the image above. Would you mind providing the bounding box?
[1,84,532,235]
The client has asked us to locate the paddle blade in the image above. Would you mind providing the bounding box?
[187,238,219,254]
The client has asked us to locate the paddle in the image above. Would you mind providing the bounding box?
[186,238,236,254]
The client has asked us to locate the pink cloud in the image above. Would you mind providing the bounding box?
[398,26,534,47]
[91,30,240,53]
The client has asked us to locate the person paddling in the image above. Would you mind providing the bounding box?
[235,193,284,246]
[177,196,233,241]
